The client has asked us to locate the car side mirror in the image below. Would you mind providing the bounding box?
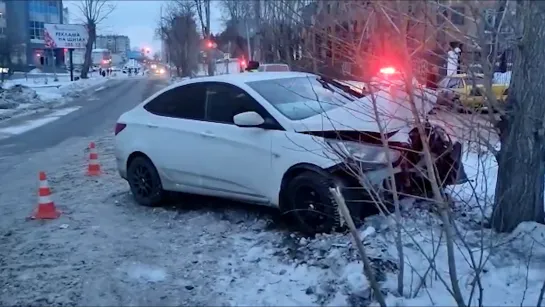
[233,111,265,127]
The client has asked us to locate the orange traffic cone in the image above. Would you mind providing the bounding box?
[32,171,61,220]
[86,142,101,176]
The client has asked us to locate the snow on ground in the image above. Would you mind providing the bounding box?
[0,120,543,306]
[0,75,119,122]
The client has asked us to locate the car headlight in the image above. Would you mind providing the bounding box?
[326,140,401,165]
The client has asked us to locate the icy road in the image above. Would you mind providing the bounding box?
[0,77,381,307]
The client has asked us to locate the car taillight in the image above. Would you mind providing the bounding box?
[114,123,126,136]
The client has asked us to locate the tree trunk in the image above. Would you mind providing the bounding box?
[81,22,96,79]
[492,0,545,232]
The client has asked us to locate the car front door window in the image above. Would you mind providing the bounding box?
[198,82,274,200]
[205,82,266,124]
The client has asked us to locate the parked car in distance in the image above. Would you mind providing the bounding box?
[114,72,467,234]
[257,63,290,72]
[437,73,509,109]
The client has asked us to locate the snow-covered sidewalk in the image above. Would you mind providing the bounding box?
[0,122,543,306]
[0,75,119,122]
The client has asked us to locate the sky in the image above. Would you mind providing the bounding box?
[65,0,224,54]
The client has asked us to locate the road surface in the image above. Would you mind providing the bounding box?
[0,77,165,157]
[0,75,377,306]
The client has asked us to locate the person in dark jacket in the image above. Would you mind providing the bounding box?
[426,65,439,90]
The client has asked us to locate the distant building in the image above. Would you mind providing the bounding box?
[5,0,65,71]
[126,50,143,61]
[0,1,6,38]
[62,6,69,24]
[300,0,516,79]
[95,34,130,55]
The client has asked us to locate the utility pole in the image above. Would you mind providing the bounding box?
[206,0,214,76]
[245,20,252,61]
[254,0,261,61]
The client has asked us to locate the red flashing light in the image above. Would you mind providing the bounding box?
[240,59,247,67]
[206,41,213,48]
[379,67,396,75]
[64,48,68,53]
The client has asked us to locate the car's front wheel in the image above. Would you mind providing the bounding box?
[283,171,342,235]
[127,156,165,207]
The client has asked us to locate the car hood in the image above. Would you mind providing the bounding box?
[291,86,437,134]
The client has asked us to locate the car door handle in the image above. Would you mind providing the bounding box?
[200,131,215,138]
[146,124,158,129]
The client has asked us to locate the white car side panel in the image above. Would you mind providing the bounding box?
[197,121,273,203]
[117,107,206,191]
[267,131,341,206]
[144,114,207,190]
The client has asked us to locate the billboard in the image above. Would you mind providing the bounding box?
[44,24,88,49]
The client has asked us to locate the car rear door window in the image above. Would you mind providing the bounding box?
[204,82,266,124]
[144,83,206,120]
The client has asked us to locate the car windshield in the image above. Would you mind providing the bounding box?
[247,76,355,120]
[466,76,486,86]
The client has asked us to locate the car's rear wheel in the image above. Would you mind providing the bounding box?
[127,156,165,207]
[284,171,342,235]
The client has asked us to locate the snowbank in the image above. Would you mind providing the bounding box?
[0,127,541,306]
[0,76,110,122]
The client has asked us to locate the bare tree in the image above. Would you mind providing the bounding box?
[492,0,545,232]
[219,0,250,21]
[75,0,115,79]
[156,2,200,77]
[257,0,543,305]
[194,0,213,75]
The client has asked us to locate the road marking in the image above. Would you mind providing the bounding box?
[0,106,81,136]
[94,86,107,92]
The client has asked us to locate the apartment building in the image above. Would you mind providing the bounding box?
[95,35,130,55]
[301,0,515,78]
[62,6,69,24]
[5,0,65,71]
[0,1,6,37]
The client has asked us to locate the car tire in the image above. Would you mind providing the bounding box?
[453,98,465,112]
[283,171,342,235]
[127,156,165,207]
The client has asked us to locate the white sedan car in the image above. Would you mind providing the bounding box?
[114,72,466,234]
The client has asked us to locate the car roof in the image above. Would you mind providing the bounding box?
[261,63,289,66]
[143,72,315,107]
[449,73,484,78]
[174,71,313,86]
